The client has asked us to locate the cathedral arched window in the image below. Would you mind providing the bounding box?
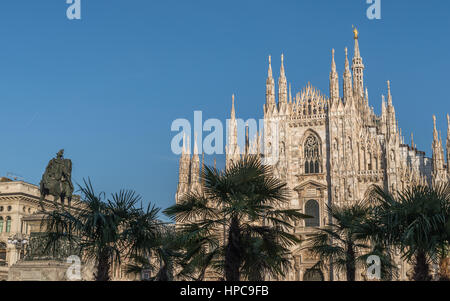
[305,200,320,227]
[304,135,321,174]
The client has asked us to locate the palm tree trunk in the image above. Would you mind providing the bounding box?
[156,265,169,281]
[95,248,111,281]
[346,242,356,281]
[413,251,431,281]
[225,215,242,281]
[248,270,264,281]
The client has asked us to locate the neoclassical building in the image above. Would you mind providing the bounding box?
[175,30,450,281]
[0,179,56,280]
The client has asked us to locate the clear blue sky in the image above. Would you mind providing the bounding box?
[0,1,449,214]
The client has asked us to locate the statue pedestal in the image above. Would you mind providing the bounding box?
[8,259,96,281]
[8,260,71,281]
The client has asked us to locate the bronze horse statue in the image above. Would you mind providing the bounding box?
[40,149,74,210]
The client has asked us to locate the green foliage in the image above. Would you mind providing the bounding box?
[164,155,310,281]
[41,178,165,281]
[307,202,398,281]
[367,184,450,281]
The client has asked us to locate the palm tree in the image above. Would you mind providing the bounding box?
[125,225,181,281]
[307,202,397,281]
[175,222,223,281]
[240,230,293,281]
[368,184,450,281]
[164,155,310,281]
[42,179,164,281]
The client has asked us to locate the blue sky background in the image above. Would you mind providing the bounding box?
[0,0,449,215]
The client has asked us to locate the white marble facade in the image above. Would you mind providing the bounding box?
[175,31,450,281]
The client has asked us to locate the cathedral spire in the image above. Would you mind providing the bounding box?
[193,132,199,156]
[266,55,276,108]
[268,55,273,79]
[186,134,191,155]
[432,115,446,185]
[385,81,398,141]
[330,49,340,104]
[345,48,350,73]
[343,47,353,105]
[278,54,288,105]
[331,48,337,73]
[190,133,201,192]
[227,94,240,168]
[433,115,439,141]
[176,132,191,203]
[231,93,236,120]
[387,80,393,106]
[352,26,365,98]
[229,94,238,146]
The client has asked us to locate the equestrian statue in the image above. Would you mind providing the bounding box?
[40,149,74,210]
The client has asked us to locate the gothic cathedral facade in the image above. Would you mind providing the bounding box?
[175,30,450,281]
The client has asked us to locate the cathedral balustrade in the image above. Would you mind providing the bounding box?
[289,113,327,121]
[288,115,327,128]
[357,170,384,182]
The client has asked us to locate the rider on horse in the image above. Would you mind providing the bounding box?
[40,149,74,210]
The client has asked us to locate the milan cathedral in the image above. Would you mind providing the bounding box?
[175,29,450,281]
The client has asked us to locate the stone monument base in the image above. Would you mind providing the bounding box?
[8,260,74,281]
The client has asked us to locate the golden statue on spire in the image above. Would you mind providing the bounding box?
[352,25,359,39]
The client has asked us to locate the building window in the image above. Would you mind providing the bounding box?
[305,200,320,227]
[0,206,3,212]
[0,217,3,233]
[6,217,11,233]
[304,135,321,174]
[7,206,12,212]
[0,242,6,266]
